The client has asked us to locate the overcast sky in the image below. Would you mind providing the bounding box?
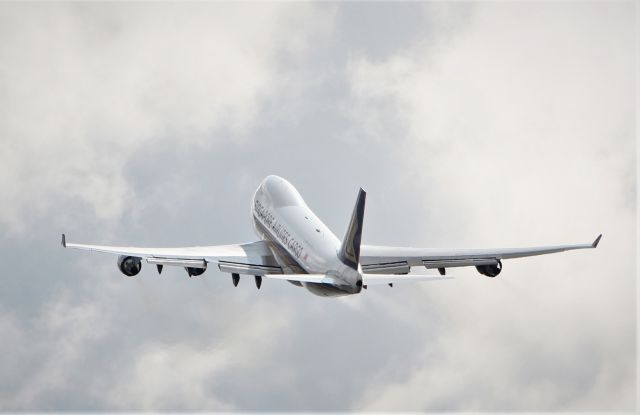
[0,1,635,411]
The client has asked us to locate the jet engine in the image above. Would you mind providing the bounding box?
[476,260,502,277]
[118,255,142,277]
[185,267,206,277]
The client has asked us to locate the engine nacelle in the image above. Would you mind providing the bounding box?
[476,260,502,277]
[185,267,206,277]
[118,255,142,277]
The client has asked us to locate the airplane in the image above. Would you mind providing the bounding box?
[61,175,602,297]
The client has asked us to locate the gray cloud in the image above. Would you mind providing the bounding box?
[0,2,332,234]
[0,1,635,412]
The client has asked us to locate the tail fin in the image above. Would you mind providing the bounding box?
[339,188,366,270]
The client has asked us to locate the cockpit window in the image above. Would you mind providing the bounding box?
[263,176,304,208]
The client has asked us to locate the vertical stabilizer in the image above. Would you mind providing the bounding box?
[339,188,366,270]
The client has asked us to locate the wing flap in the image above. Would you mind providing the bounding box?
[422,258,499,269]
[218,261,283,276]
[362,274,454,285]
[146,257,207,269]
[361,261,410,274]
[263,274,329,283]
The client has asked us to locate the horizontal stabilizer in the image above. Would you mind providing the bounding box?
[263,274,335,284]
[362,274,454,285]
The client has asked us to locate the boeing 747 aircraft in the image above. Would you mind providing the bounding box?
[62,175,601,297]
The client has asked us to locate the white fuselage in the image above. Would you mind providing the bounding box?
[250,175,362,296]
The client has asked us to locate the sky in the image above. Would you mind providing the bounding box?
[0,1,636,411]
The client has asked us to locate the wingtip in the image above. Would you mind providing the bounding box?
[592,234,602,248]
[61,233,66,248]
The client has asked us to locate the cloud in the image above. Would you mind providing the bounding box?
[0,2,634,411]
[346,2,635,411]
[0,290,111,408]
[104,298,293,411]
[0,2,333,234]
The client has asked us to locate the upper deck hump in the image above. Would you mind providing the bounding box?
[260,175,306,208]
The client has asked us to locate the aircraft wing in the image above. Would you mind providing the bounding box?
[360,234,602,274]
[61,234,283,275]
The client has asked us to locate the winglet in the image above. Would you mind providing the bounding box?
[61,233,66,248]
[592,234,602,248]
